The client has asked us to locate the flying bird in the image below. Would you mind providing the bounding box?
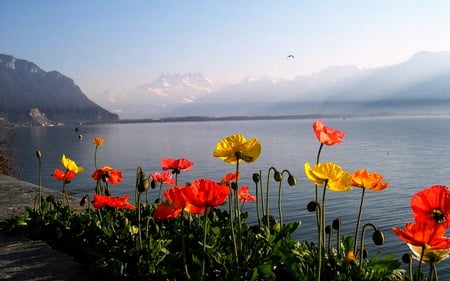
[286,54,295,59]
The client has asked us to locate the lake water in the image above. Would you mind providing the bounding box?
[10,116,450,277]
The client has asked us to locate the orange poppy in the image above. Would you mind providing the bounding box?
[238,186,256,203]
[411,185,450,227]
[351,169,389,191]
[313,119,345,146]
[53,168,76,182]
[183,178,231,209]
[93,137,104,146]
[92,194,135,210]
[92,166,123,184]
[161,158,194,174]
[392,221,450,250]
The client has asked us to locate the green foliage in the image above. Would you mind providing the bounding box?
[0,196,404,280]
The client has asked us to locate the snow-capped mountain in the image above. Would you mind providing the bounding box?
[99,51,450,119]
[101,73,224,119]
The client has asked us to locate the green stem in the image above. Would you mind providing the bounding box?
[201,208,209,279]
[336,219,341,256]
[234,161,242,251]
[359,222,377,267]
[181,211,191,280]
[265,167,277,228]
[137,192,143,250]
[418,245,425,281]
[94,145,99,170]
[255,179,261,226]
[314,203,322,281]
[327,226,332,255]
[258,170,264,226]
[234,161,240,223]
[315,143,324,201]
[354,188,366,251]
[35,155,42,211]
[158,182,163,202]
[277,180,283,228]
[228,191,239,265]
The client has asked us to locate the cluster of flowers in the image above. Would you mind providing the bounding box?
[46,119,450,279]
[51,135,259,216]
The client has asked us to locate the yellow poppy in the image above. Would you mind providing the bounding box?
[213,134,261,164]
[352,169,389,191]
[304,162,352,192]
[61,154,84,173]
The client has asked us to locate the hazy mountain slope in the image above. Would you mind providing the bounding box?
[0,54,119,124]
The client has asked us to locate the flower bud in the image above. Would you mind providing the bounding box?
[372,229,385,245]
[332,218,341,230]
[80,195,89,206]
[287,175,297,186]
[273,171,283,182]
[362,248,369,259]
[307,201,319,212]
[151,179,156,189]
[138,179,150,192]
[120,217,129,228]
[402,253,412,264]
[252,173,260,183]
[35,150,42,159]
[273,222,281,233]
[325,225,332,234]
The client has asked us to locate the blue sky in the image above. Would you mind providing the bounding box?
[2,1,450,99]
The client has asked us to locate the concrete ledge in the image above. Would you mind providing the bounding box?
[0,174,91,281]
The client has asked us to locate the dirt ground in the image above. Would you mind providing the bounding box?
[0,174,92,281]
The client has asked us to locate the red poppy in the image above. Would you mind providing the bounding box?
[392,221,450,250]
[153,203,183,219]
[161,158,193,174]
[164,187,205,215]
[153,186,205,219]
[53,168,76,182]
[313,119,345,146]
[411,185,450,227]
[220,172,240,185]
[91,166,123,185]
[238,186,256,203]
[150,171,176,185]
[92,194,135,210]
[183,178,231,209]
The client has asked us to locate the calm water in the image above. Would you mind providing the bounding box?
[10,116,450,277]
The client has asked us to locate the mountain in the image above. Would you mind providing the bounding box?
[0,54,119,125]
[174,51,450,117]
[97,73,224,119]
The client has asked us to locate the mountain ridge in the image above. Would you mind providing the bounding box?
[0,54,119,125]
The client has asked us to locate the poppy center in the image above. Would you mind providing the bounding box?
[235,151,253,162]
[432,209,445,224]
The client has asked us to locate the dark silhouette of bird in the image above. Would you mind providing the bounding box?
[286,54,294,59]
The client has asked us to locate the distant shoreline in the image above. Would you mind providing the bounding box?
[9,111,450,127]
[100,112,450,124]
